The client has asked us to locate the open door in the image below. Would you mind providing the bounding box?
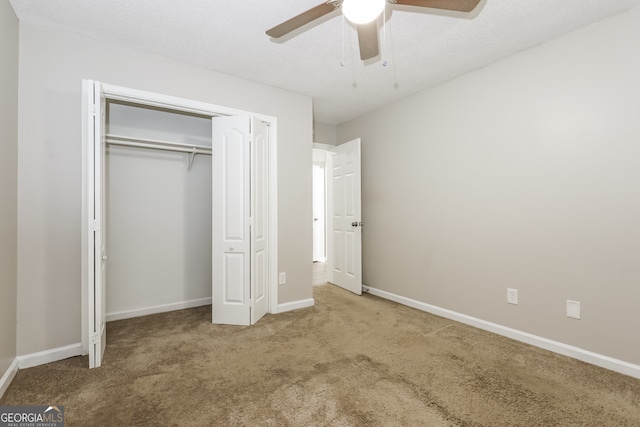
[83,80,107,368]
[212,116,269,325]
[328,139,362,295]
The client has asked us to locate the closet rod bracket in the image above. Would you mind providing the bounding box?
[188,147,197,172]
[105,134,212,173]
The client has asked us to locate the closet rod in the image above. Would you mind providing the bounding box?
[106,134,212,155]
[106,134,211,171]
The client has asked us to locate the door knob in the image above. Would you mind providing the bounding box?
[102,255,108,261]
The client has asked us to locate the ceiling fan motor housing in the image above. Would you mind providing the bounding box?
[342,0,386,24]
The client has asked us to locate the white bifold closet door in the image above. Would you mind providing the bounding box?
[212,116,269,326]
[84,80,107,368]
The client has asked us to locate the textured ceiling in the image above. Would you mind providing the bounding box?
[9,0,640,124]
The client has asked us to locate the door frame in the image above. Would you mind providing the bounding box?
[312,143,334,265]
[312,161,326,262]
[81,81,279,357]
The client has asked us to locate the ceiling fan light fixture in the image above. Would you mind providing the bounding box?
[342,0,386,24]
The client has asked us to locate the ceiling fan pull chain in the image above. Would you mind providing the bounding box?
[340,14,346,66]
[382,7,388,67]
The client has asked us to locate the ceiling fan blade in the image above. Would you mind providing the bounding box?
[357,22,379,60]
[391,0,481,13]
[266,2,339,38]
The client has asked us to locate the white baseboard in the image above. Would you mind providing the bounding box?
[0,358,19,399]
[366,286,640,379]
[106,297,212,322]
[17,343,83,370]
[277,298,315,314]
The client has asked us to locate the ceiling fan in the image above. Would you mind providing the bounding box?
[266,0,482,61]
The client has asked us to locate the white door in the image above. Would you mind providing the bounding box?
[212,116,251,325]
[327,139,362,295]
[84,80,107,368]
[312,163,326,262]
[250,118,269,325]
[212,116,269,326]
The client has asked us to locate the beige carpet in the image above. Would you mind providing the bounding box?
[2,284,639,426]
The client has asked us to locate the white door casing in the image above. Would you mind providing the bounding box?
[251,118,269,325]
[327,139,362,295]
[313,163,326,262]
[98,85,107,363]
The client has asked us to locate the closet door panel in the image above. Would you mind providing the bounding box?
[212,116,251,325]
[223,129,246,241]
[84,79,107,369]
[223,253,246,304]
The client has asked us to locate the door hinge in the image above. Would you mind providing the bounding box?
[90,332,100,345]
[250,298,254,308]
[90,104,97,117]
[249,217,254,227]
[91,219,99,231]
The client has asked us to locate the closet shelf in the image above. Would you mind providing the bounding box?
[105,134,211,171]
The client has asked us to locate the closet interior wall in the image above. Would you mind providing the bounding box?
[105,101,213,320]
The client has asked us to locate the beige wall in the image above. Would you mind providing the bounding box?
[0,2,19,378]
[17,23,313,356]
[338,7,640,365]
[106,104,213,317]
[313,121,337,145]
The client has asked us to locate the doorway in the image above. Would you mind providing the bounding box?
[312,140,363,294]
[312,162,326,263]
[312,145,331,285]
[82,81,279,368]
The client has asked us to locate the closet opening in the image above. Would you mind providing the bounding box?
[82,81,279,368]
[105,100,214,323]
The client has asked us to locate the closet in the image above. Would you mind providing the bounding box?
[82,80,277,368]
[105,101,213,321]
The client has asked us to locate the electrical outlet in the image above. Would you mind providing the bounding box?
[279,272,286,285]
[507,288,518,305]
[567,300,581,319]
